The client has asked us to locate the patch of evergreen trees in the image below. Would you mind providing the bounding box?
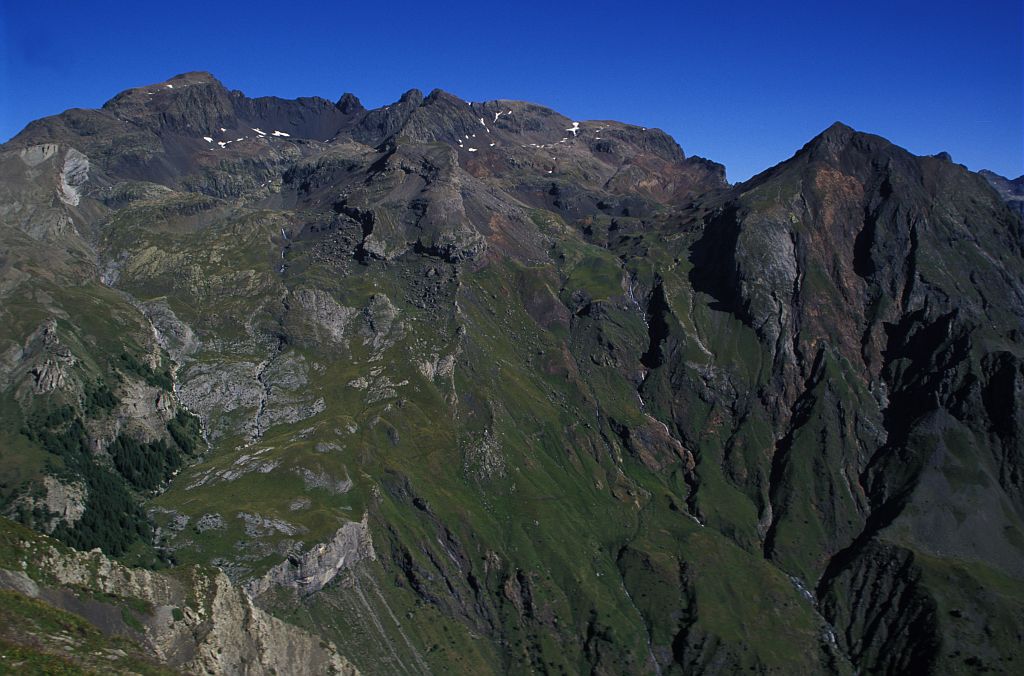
[117,351,173,391]
[83,379,118,415]
[18,404,202,557]
[21,405,150,557]
[167,410,202,455]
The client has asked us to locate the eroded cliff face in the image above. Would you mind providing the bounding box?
[0,517,357,674]
[1,74,1022,674]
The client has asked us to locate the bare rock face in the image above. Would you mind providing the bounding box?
[246,515,375,598]
[176,360,264,439]
[14,319,77,396]
[141,298,201,363]
[291,287,358,348]
[296,465,353,494]
[6,476,87,533]
[58,148,90,206]
[177,351,324,441]
[0,518,359,674]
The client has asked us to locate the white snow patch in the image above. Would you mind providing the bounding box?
[203,136,214,143]
[489,142,496,147]
[566,121,580,136]
[467,148,478,152]
[219,127,226,132]
[165,84,174,89]
[252,128,267,136]
[271,130,290,137]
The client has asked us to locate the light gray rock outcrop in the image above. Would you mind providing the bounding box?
[0,528,359,675]
[246,514,375,598]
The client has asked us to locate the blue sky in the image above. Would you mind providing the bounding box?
[1,0,1020,181]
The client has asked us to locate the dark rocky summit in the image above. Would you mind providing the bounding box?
[0,73,1021,674]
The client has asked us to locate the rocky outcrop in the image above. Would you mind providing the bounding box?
[246,515,375,598]
[177,351,324,441]
[291,287,358,348]
[0,518,358,674]
[6,476,87,533]
[57,147,90,206]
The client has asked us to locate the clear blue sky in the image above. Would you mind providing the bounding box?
[1,0,1021,181]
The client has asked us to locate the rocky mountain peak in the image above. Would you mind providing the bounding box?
[424,88,465,105]
[101,71,237,135]
[798,121,873,164]
[398,87,425,105]
[335,92,365,115]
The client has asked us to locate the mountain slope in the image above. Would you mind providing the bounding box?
[0,73,1021,674]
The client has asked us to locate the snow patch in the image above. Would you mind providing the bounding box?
[203,136,214,143]
[252,128,267,136]
[566,121,580,136]
[271,130,290,137]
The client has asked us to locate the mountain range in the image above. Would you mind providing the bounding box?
[0,71,1022,674]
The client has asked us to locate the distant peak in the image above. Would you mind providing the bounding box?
[424,89,464,105]
[799,121,864,161]
[399,88,424,105]
[815,121,855,144]
[336,92,364,115]
[823,120,854,133]
[169,71,218,82]
[165,71,226,88]
[103,72,227,108]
